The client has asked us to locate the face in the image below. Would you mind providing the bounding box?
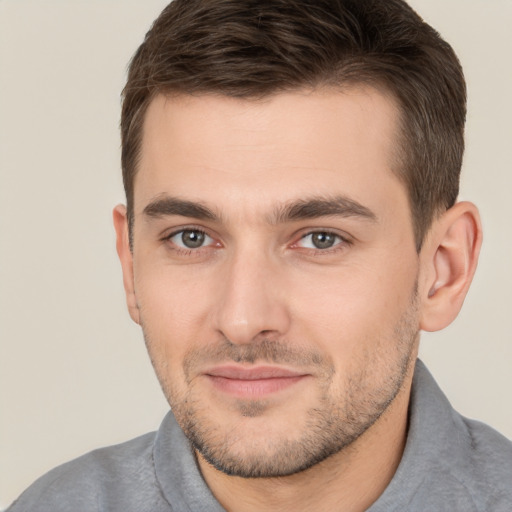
[121,88,421,478]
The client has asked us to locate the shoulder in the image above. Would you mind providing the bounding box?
[7,411,219,512]
[455,416,512,510]
[414,361,512,510]
[6,431,170,512]
[373,361,512,512]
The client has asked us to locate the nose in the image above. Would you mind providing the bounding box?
[213,248,291,345]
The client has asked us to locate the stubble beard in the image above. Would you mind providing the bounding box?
[142,293,419,479]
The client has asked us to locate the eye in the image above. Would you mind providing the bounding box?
[168,229,214,249]
[297,231,344,250]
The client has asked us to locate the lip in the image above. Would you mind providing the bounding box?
[203,365,309,399]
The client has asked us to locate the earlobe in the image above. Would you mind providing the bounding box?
[113,205,140,325]
[419,201,482,332]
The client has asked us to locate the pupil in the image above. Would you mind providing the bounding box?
[312,232,335,249]
[182,230,205,248]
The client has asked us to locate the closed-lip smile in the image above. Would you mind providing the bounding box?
[203,365,310,398]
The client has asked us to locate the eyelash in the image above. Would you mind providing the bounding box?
[161,227,216,256]
[293,230,352,255]
[160,227,352,256]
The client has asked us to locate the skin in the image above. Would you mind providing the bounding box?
[114,88,482,512]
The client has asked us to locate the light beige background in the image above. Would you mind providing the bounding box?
[1,0,511,508]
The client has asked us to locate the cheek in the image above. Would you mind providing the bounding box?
[287,257,418,353]
[134,264,216,360]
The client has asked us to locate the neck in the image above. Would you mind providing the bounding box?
[197,368,413,512]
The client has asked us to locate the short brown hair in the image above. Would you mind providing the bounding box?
[121,0,466,250]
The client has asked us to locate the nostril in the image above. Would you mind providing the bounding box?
[253,330,282,344]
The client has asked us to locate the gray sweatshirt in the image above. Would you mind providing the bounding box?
[7,360,512,511]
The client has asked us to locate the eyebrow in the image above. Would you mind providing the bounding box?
[269,195,377,224]
[143,196,219,221]
[142,194,377,224]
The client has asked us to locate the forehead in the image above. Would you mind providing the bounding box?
[135,88,406,220]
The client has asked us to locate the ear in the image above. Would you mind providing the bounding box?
[419,201,482,332]
[113,205,140,325]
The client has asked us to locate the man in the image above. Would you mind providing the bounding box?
[8,0,512,510]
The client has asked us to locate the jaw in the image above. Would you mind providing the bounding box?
[193,347,418,512]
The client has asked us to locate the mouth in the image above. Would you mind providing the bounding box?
[203,365,310,399]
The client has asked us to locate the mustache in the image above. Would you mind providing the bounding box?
[183,337,334,382]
